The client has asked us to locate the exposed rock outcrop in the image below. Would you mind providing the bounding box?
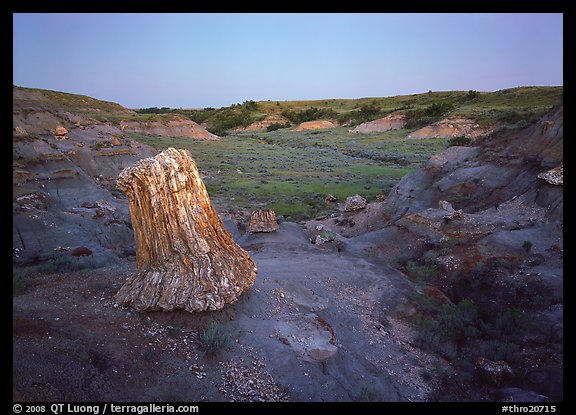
[293,120,337,131]
[119,118,219,140]
[406,116,493,140]
[248,209,279,233]
[13,87,159,268]
[350,113,406,133]
[114,148,257,312]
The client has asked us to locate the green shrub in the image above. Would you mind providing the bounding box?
[281,107,337,124]
[405,259,438,283]
[266,122,291,132]
[91,141,114,149]
[200,322,231,354]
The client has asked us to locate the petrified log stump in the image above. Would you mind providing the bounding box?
[248,208,279,233]
[114,147,257,312]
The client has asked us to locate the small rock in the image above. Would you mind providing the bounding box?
[537,164,563,186]
[438,200,455,212]
[14,126,28,137]
[476,357,513,386]
[54,125,68,137]
[443,209,464,221]
[344,194,367,212]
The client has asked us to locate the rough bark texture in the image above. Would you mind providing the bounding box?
[248,209,279,233]
[114,147,257,312]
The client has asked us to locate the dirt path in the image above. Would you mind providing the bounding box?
[13,224,439,402]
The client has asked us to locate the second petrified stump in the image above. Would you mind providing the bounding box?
[114,147,257,312]
[248,208,279,233]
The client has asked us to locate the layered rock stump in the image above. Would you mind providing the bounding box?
[114,147,257,312]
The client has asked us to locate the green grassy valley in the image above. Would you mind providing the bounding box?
[126,86,562,220]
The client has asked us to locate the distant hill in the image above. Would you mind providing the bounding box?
[134,86,562,136]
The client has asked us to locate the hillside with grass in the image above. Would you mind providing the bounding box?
[137,86,561,136]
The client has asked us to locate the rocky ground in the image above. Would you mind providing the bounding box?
[13,223,440,402]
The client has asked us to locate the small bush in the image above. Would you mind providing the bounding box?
[448,136,472,146]
[266,122,291,132]
[437,236,463,255]
[522,240,533,252]
[200,322,230,354]
[466,90,480,100]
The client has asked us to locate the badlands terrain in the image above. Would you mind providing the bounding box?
[12,86,562,402]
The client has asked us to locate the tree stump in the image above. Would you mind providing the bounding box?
[114,147,257,312]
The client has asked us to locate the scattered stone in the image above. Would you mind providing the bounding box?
[344,194,367,212]
[219,358,288,402]
[475,357,513,386]
[248,209,279,233]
